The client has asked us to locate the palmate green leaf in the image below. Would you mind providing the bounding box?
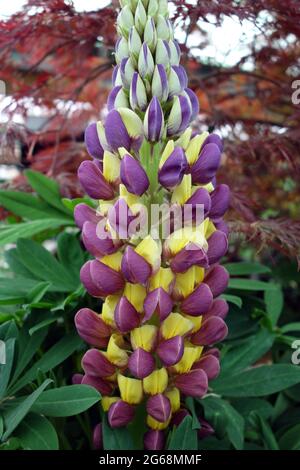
[28,318,57,336]
[265,286,284,326]
[103,415,136,450]
[4,248,38,279]
[228,279,276,291]
[167,416,198,450]
[0,338,15,398]
[0,219,70,246]
[2,379,52,441]
[250,413,279,450]
[224,261,271,276]
[221,294,242,308]
[57,232,85,280]
[31,385,100,417]
[0,320,18,341]
[25,281,51,304]
[212,365,300,397]
[219,328,275,375]
[231,398,273,421]
[11,327,48,385]
[0,190,69,221]
[278,424,300,450]
[201,396,244,450]
[9,333,82,394]
[15,238,78,293]
[25,170,72,216]
[14,413,59,450]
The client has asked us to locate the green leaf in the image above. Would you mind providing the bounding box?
[16,238,77,292]
[168,416,198,450]
[0,415,3,439]
[25,170,71,216]
[278,424,300,450]
[62,197,94,212]
[219,328,275,375]
[0,338,15,398]
[57,232,84,280]
[201,396,244,450]
[0,321,18,341]
[4,248,36,279]
[0,190,69,221]
[231,398,273,420]
[224,262,271,276]
[28,318,57,336]
[212,365,300,397]
[281,322,300,334]
[0,219,70,246]
[2,379,52,441]
[15,413,59,450]
[31,385,100,417]
[228,279,276,291]
[103,415,136,450]
[9,334,81,394]
[11,327,48,384]
[265,286,284,326]
[221,294,242,308]
[251,413,279,450]
[26,282,51,304]
[185,397,200,429]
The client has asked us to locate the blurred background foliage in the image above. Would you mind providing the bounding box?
[0,0,300,451]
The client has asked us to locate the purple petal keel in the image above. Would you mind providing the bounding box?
[146,394,171,423]
[170,243,209,273]
[158,147,188,189]
[205,299,229,319]
[143,288,173,323]
[175,369,208,398]
[121,246,152,285]
[85,123,104,160]
[80,261,105,298]
[108,401,135,428]
[105,109,131,151]
[192,354,220,380]
[128,348,155,379]
[209,184,230,221]
[90,259,125,297]
[157,335,184,367]
[191,316,228,346]
[204,266,229,297]
[75,308,110,347]
[144,430,165,450]
[74,203,102,229]
[78,160,114,200]
[181,283,213,316]
[207,230,228,265]
[81,374,113,395]
[120,154,149,196]
[114,296,140,333]
[191,143,221,185]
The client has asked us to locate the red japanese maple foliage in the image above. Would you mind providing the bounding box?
[0,0,299,259]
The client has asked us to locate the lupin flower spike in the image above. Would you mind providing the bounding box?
[75,0,230,450]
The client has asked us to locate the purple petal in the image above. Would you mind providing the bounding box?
[204,266,229,297]
[82,221,120,258]
[191,143,221,185]
[158,147,188,189]
[198,419,214,439]
[108,401,135,428]
[81,349,115,378]
[90,259,125,297]
[108,198,136,239]
[93,423,103,449]
[191,316,228,346]
[175,369,208,398]
[81,374,113,395]
[120,154,149,196]
[209,184,230,221]
[185,88,199,121]
[112,65,119,86]
[146,394,171,423]
[143,288,173,323]
[204,133,223,152]
[214,219,229,237]
[72,373,83,385]
[185,188,211,219]
[207,230,228,265]
[78,160,114,200]
[192,354,220,380]
[85,123,104,160]
[128,348,155,379]
[171,409,190,427]
[107,85,122,112]
[114,296,140,333]
[105,109,130,151]
[205,298,229,319]
[144,430,165,450]
[80,261,105,298]
[181,283,213,316]
[74,203,102,229]
[170,243,209,273]
[121,246,151,285]
[75,307,110,347]
[144,96,164,142]
[157,335,184,367]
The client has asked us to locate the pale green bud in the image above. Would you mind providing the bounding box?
[155,38,171,67]
[128,26,142,59]
[144,17,157,52]
[138,43,155,79]
[152,64,169,103]
[120,57,136,89]
[147,0,159,17]
[175,127,193,150]
[158,0,169,17]
[169,40,181,66]
[115,37,129,65]
[130,72,148,111]
[135,0,147,35]
[117,5,134,38]
[156,15,171,40]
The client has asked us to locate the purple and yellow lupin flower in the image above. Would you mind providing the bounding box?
[74,0,230,450]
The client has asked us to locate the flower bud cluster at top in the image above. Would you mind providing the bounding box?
[74,0,230,451]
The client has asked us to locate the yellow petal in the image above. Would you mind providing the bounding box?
[117,374,143,404]
[159,140,175,169]
[172,344,203,373]
[195,182,215,193]
[130,325,158,351]
[97,200,114,216]
[149,267,174,292]
[147,415,170,430]
[102,295,120,327]
[100,252,122,271]
[171,174,192,205]
[161,312,193,339]
[194,266,205,284]
[143,368,168,395]
[173,267,197,299]
[124,283,146,313]
[164,225,207,257]
[183,314,203,333]
[135,235,161,271]
[165,387,180,413]
[175,127,192,150]
[119,184,141,214]
[186,132,209,165]
[103,150,120,183]
[107,334,128,367]
[205,220,216,239]
[118,107,143,138]
[101,396,119,412]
